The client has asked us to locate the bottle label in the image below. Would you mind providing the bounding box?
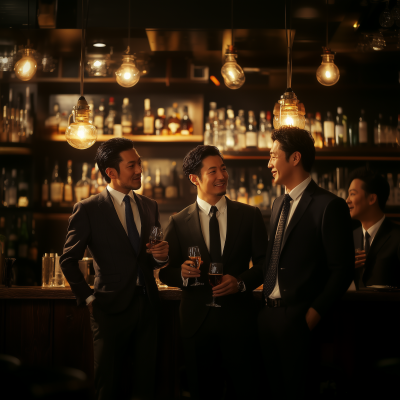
[155,119,164,129]
[51,183,63,202]
[181,129,189,135]
[335,126,344,141]
[64,185,73,202]
[237,133,246,149]
[359,122,368,143]
[324,121,334,138]
[246,132,258,147]
[8,187,17,206]
[144,117,155,134]
[168,122,180,134]
[94,115,104,128]
[258,133,269,149]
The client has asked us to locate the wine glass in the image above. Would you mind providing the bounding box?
[188,246,204,287]
[147,226,163,253]
[206,263,223,307]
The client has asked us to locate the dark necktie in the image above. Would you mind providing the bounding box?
[209,206,222,263]
[264,194,292,298]
[123,195,144,286]
[360,231,371,288]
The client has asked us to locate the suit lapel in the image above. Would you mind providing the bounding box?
[222,197,243,263]
[186,202,211,266]
[98,189,136,257]
[134,193,149,255]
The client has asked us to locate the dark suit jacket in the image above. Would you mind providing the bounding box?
[261,179,355,316]
[353,218,400,288]
[159,197,268,338]
[60,189,162,314]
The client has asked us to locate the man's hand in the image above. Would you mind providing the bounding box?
[355,250,367,269]
[305,307,321,331]
[181,260,201,279]
[87,301,94,315]
[212,274,238,297]
[146,241,169,261]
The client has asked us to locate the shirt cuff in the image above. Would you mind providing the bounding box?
[182,274,189,287]
[154,255,169,264]
[241,282,246,292]
[86,295,96,305]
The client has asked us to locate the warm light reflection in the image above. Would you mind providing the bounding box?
[210,75,221,86]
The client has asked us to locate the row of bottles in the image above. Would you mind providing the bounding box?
[1,167,30,208]
[203,102,400,151]
[0,215,38,261]
[45,97,194,136]
[0,87,34,143]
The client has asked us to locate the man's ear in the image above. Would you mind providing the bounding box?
[368,193,378,207]
[189,174,199,186]
[292,151,302,167]
[106,167,118,180]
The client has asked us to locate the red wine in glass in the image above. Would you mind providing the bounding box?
[206,263,223,307]
[209,274,223,287]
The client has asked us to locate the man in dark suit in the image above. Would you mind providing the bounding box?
[258,127,354,399]
[159,145,267,400]
[347,167,400,289]
[60,138,169,400]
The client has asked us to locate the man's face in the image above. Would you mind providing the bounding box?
[346,179,373,220]
[268,140,292,186]
[191,155,228,197]
[107,148,143,191]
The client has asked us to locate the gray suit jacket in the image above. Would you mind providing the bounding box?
[60,188,162,314]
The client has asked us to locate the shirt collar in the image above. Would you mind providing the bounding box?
[107,185,136,206]
[285,176,312,201]
[197,195,227,216]
[362,215,385,241]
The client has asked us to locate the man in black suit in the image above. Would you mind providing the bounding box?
[258,127,354,399]
[159,145,267,400]
[347,167,400,289]
[60,138,169,400]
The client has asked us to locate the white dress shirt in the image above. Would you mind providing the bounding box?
[182,196,228,286]
[269,176,312,299]
[362,215,385,248]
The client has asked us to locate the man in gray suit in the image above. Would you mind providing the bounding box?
[60,138,169,400]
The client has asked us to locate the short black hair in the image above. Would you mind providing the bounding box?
[94,138,136,184]
[182,145,224,185]
[348,167,390,212]
[271,126,315,172]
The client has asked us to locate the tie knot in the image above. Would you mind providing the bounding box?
[210,205,218,215]
[123,195,130,204]
[284,194,292,203]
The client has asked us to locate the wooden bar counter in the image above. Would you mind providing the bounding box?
[1,286,400,398]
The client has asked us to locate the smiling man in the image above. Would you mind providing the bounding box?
[60,138,169,400]
[347,167,400,289]
[259,127,354,399]
[159,145,267,400]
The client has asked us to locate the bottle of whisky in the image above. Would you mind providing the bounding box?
[153,168,164,199]
[154,108,166,136]
[335,107,344,146]
[167,103,181,135]
[143,99,155,135]
[121,98,133,135]
[1,105,8,142]
[359,109,368,146]
[104,97,116,135]
[17,169,29,207]
[235,110,246,150]
[165,162,179,199]
[42,157,51,207]
[10,108,19,143]
[313,112,324,149]
[258,111,270,149]
[24,86,34,140]
[94,98,105,135]
[245,111,258,149]
[237,171,248,204]
[63,160,74,206]
[44,103,61,134]
[7,169,18,207]
[180,106,193,135]
[50,161,64,206]
[74,163,90,202]
[225,109,236,150]
[324,112,335,147]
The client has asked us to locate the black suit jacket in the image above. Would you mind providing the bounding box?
[261,179,355,316]
[353,218,400,288]
[159,197,268,338]
[60,189,162,314]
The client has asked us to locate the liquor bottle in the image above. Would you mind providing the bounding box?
[235,110,246,150]
[74,163,90,202]
[17,169,29,207]
[18,215,29,259]
[24,86,34,140]
[7,217,18,258]
[142,161,153,198]
[90,167,98,196]
[249,174,263,207]
[342,111,348,146]
[215,108,226,150]
[387,173,395,206]
[42,157,51,207]
[1,168,7,206]
[245,111,258,148]
[50,161,64,206]
[104,97,116,135]
[9,108,19,143]
[324,112,335,147]
[180,106,193,135]
[386,116,394,147]
[165,162,179,199]
[7,169,18,207]
[167,103,181,135]
[225,109,236,150]
[44,103,61,134]
[258,111,272,149]
[121,98,133,135]
[143,98,155,135]
[63,160,74,205]
[335,107,344,146]
[312,112,324,148]
[28,219,38,262]
[236,171,248,204]
[1,105,8,142]
[97,168,106,193]
[113,110,122,137]
[374,115,382,146]
[348,122,358,147]
[153,168,164,199]
[94,98,105,135]
[336,168,347,200]
[18,109,26,142]
[155,108,166,136]
[359,109,368,146]
[204,122,213,146]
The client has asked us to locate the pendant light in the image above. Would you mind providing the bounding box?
[115,0,140,88]
[273,0,306,130]
[316,0,340,86]
[14,1,37,81]
[221,0,245,90]
[65,0,97,149]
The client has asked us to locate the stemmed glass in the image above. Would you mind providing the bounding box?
[148,226,163,252]
[188,246,204,287]
[206,263,223,307]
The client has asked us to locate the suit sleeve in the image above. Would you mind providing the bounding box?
[60,202,93,306]
[238,207,268,291]
[311,197,355,316]
[158,216,185,288]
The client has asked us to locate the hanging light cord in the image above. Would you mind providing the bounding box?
[231,0,234,47]
[27,0,30,46]
[285,0,292,89]
[80,0,90,97]
[127,0,131,53]
[326,0,328,48]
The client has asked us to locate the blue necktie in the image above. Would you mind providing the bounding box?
[123,195,144,286]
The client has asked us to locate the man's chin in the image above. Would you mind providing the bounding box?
[216,190,227,197]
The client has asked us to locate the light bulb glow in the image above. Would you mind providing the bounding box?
[316,53,340,86]
[93,60,102,67]
[14,49,37,81]
[273,90,306,130]
[221,53,245,90]
[115,55,140,88]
